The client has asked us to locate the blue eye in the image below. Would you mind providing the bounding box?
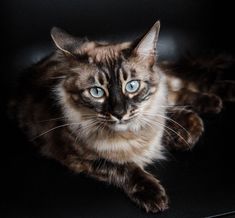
[125,80,140,93]
[89,87,104,98]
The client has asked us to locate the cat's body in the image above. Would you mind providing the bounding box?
[10,21,235,213]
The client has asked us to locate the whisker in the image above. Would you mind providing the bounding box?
[37,116,67,123]
[140,117,190,148]
[32,123,80,140]
[140,117,176,145]
[142,112,191,137]
[154,122,190,148]
[79,119,102,136]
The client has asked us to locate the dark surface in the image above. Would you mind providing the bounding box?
[1,0,235,217]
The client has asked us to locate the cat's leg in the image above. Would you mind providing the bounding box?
[163,108,204,151]
[39,127,168,213]
[168,88,223,114]
[62,156,168,213]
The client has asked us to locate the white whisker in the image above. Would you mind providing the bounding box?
[32,122,80,140]
[142,112,191,137]
[37,116,67,123]
[140,116,190,148]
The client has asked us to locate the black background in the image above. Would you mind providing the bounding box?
[1,1,235,217]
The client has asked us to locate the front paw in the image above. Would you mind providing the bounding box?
[165,110,204,151]
[127,171,168,213]
[184,111,204,148]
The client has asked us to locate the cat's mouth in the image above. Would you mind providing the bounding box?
[116,118,133,124]
[107,117,136,131]
[109,122,129,131]
[97,114,138,131]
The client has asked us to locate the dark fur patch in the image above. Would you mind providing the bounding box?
[163,108,204,151]
[98,74,105,85]
[122,69,128,81]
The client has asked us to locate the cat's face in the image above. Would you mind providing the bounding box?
[53,22,167,133]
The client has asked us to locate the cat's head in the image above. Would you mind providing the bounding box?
[52,21,167,133]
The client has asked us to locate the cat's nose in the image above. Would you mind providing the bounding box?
[112,112,125,120]
[111,107,126,120]
[109,93,127,120]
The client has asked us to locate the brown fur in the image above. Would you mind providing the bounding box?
[9,22,235,213]
[163,54,235,113]
[163,108,204,151]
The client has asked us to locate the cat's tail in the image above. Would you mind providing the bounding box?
[161,53,235,102]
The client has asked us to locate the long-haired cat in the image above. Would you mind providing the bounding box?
[9,21,235,213]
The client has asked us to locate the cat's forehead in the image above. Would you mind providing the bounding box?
[68,41,154,83]
[82,41,130,65]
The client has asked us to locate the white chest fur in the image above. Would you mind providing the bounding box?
[89,72,168,167]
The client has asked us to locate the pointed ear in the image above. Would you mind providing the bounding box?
[50,27,86,55]
[133,21,160,61]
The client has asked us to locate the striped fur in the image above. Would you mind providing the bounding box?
[10,22,234,213]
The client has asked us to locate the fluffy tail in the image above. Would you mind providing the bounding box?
[161,54,235,102]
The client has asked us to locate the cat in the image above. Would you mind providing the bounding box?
[9,21,235,213]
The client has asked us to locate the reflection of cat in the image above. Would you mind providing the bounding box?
[10,21,234,213]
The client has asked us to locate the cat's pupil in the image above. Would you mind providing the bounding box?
[90,87,104,98]
[94,89,99,94]
[126,80,140,93]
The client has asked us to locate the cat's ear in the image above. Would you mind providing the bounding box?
[50,27,86,55]
[133,21,160,62]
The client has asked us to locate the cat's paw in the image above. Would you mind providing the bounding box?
[128,172,169,213]
[165,109,204,151]
[195,94,223,114]
[183,111,204,149]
